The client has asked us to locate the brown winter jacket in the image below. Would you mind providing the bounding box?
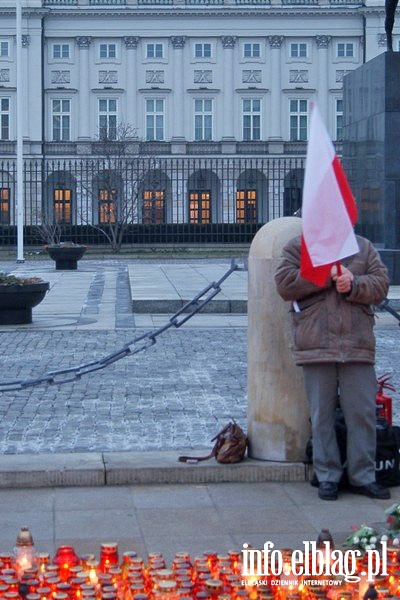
[274,235,390,365]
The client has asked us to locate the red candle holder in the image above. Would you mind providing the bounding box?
[100,544,119,574]
[53,546,80,583]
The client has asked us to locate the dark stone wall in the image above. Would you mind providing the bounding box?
[342,52,400,284]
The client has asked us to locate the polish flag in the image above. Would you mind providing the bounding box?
[300,103,359,286]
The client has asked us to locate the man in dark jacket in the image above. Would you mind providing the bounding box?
[275,234,390,501]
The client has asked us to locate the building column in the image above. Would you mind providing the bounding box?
[76,36,92,140]
[221,36,237,141]
[315,35,331,125]
[123,37,139,128]
[268,36,284,141]
[170,36,186,142]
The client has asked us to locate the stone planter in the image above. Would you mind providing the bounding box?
[46,244,87,270]
[0,281,50,324]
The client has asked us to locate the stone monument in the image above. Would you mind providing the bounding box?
[247,217,310,462]
[342,52,400,284]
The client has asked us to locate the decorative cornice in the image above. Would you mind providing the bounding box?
[171,36,186,49]
[76,36,92,49]
[221,36,237,49]
[315,35,331,48]
[268,35,284,49]
[19,5,381,20]
[123,36,139,49]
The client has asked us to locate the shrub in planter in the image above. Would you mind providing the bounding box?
[0,273,50,325]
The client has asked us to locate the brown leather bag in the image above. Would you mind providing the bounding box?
[178,421,248,464]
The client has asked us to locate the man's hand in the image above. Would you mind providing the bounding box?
[331,264,354,294]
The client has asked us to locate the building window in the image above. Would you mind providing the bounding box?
[146,99,164,141]
[0,188,10,225]
[146,43,163,59]
[336,98,343,141]
[289,99,308,141]
[337,42,354,58]
[99,189,117,223]
[98,99,117,140]
[143,190,166,224]
[53,44,70,59]
[236,190,257,224]
[194,99,213,141]
[194,43,212,58]
[243,43,260,58]
[0,41,9,57]
[54,188,72,224]
[0,98,10,141]
[52,99,71,142]
[290,43,307,58]
[242,98,261,141]
[189,191,211,223]
[99,43,117,59]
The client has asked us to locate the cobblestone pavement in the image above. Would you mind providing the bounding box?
[0,258,399,454]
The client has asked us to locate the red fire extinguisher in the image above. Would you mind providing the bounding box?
[376,373,395,426]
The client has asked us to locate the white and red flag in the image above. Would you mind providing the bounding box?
[300,103,359,286]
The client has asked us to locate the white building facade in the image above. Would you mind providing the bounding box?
[0,0,392,244]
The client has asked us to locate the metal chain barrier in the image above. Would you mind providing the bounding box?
[0,258,247,393]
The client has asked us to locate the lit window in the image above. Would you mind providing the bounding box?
[337,42,354,58]
[243,43,260,58]
[236,190,257,224]
[289,99,308,141]
[189,191,211,224]
[146,43,163,59]
[194,99,213,141]
[194,43,212,58]
[290,43,307,58]
[98,98,117,140]
[0,188,10,225]
[54,188,72,224]
[143,190,166,224]
[99,43,117,59]
[52,99,71,142]
[99,189,117,223]
[145,99,164,141]
[0,98,10,141]
[53,44,70,59]
[242,98,261,141]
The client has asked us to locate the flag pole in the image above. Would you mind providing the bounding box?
[16,0,25,263]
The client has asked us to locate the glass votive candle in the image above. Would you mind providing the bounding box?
[36,586,52,600]
[80,555,96,569]
[100,544,119,574]
[0,556,13,570]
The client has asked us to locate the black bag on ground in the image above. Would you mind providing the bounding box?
[306,408,400,487]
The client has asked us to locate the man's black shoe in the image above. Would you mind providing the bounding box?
[351,482,391,500]
[318,482,338,501]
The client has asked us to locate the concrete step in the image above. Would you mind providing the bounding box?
[0,451,310,489]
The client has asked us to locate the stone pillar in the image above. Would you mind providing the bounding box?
[76,36,92,140]
[124,37,139,128]
[315,36,331,123]
[268,36,284,140]
[221,36,236,140]
[247,217,310,462]
[171,36,186,141]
